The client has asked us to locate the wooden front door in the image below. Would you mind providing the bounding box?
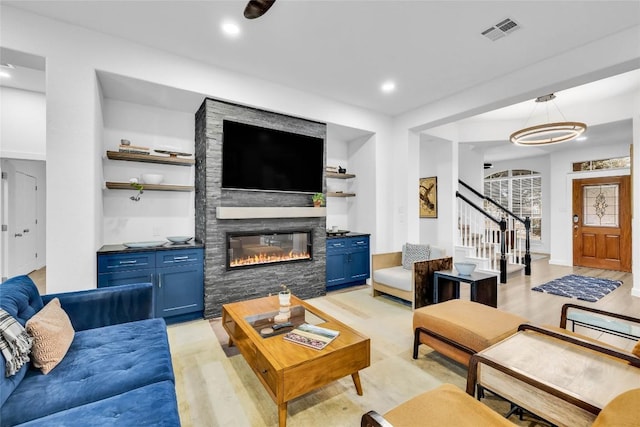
[572,175,631,271]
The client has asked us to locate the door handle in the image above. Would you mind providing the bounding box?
[23,229,30,233]
[14,233,23,237]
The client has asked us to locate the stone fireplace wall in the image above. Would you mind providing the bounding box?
[195,98,327,318]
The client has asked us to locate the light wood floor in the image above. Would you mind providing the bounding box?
[167,259,639,427]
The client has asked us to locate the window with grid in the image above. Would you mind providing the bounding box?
[484,170,542,239]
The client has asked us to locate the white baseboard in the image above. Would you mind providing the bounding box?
[548,258,572,266]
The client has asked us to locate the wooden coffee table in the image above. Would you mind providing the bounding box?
[467,326,640,427]
[222,294,370,427]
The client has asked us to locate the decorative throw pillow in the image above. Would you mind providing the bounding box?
[402,243,431,270]
[632,340,640,358]
[25,298,75,375]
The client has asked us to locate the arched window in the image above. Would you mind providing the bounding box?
[484,169,542,239]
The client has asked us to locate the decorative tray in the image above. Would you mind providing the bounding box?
[326,230,350,236]
[154,149,193,158]
[123,241,167,248]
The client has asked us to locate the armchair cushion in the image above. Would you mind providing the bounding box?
[373,267,412,292]
[383,384,512,427]
[591,388,640,427]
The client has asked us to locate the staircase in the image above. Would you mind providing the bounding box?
[456,180,532,283]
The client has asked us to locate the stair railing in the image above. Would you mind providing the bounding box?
[458,180,531,276]
[456,191,507,284]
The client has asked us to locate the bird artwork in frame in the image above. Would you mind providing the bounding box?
[419,177,437,218]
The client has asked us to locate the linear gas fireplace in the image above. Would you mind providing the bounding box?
[227,230,313,270]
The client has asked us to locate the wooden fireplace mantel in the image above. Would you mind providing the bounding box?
[216,207,327,219]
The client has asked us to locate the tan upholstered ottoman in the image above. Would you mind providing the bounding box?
[413,299,528,366]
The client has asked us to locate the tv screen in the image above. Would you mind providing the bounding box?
[222,120,324,193]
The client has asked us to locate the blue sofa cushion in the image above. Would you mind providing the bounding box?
[1,318,175,426]
[16,380,180,426]
[0,276,42,407]
[0,276,43,326]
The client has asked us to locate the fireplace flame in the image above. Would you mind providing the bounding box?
[230,250,311,268]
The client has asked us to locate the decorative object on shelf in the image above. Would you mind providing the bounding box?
[140,173,164,185]
[122,241,167,248]
[338,166,346,174]
[166,236,193,244]
[419,176,437,218]
[454,262,477,276]
[326,165,339,173]
[129,178,143,202]
[154,149,193,158]
[327,229,350,236]
[510,93,587,146]
[312,192,325,207]
[118,141,150,155]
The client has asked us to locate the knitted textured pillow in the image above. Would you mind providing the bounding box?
[402,243,431,270]
[25,298,75,375]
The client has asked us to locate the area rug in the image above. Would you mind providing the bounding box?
[532,274,622,302]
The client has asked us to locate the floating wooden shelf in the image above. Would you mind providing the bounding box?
[105,182,194,192]
[326,172,356,179]
[106,151,195,166]
[327,192,356,197]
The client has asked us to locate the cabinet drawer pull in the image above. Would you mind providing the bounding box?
[173,256,189,260]
[119,260,137,264]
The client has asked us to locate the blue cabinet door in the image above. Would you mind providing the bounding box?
[326,239,348,286]
[155,248,204,320]
[156,264,204,318]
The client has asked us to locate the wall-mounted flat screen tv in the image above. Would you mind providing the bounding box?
[222,120,324,194]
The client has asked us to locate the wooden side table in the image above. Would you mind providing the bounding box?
[433,270,498,307]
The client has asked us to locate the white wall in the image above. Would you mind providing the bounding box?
[418,134,458,255]
[348,134,377,249]
[1,5,393,291]
[549,142,631,266]
[458,145,484,190]
[102,99,195,243]
[325,130,349,231]
[0,87,46,160]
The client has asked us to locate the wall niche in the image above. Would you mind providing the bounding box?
[195,98,327,318]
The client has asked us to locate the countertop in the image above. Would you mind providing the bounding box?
[326,232,370,239]
[98,240,204,254]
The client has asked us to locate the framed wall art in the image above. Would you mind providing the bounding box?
[419,177,437,218]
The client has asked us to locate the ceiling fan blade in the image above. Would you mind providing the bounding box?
[244,0,276,19]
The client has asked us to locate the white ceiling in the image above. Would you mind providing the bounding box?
[2,2,638,162]
[5,0,640,116]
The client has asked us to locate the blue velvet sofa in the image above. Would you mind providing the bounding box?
[0,275,180,426]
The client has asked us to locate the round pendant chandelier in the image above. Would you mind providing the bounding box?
[510,94,586,146]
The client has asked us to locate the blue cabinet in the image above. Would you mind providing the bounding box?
[326,235,370,290]
[98,247,204,323]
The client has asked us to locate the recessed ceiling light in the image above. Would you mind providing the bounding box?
[0,71,11,78]
[576,136,587,141]
[381,80,396,94]
[221,20,241,38]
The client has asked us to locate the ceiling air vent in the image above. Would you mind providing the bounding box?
[481,18,520,41]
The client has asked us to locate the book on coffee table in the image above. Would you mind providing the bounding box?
[283,323,340,350]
